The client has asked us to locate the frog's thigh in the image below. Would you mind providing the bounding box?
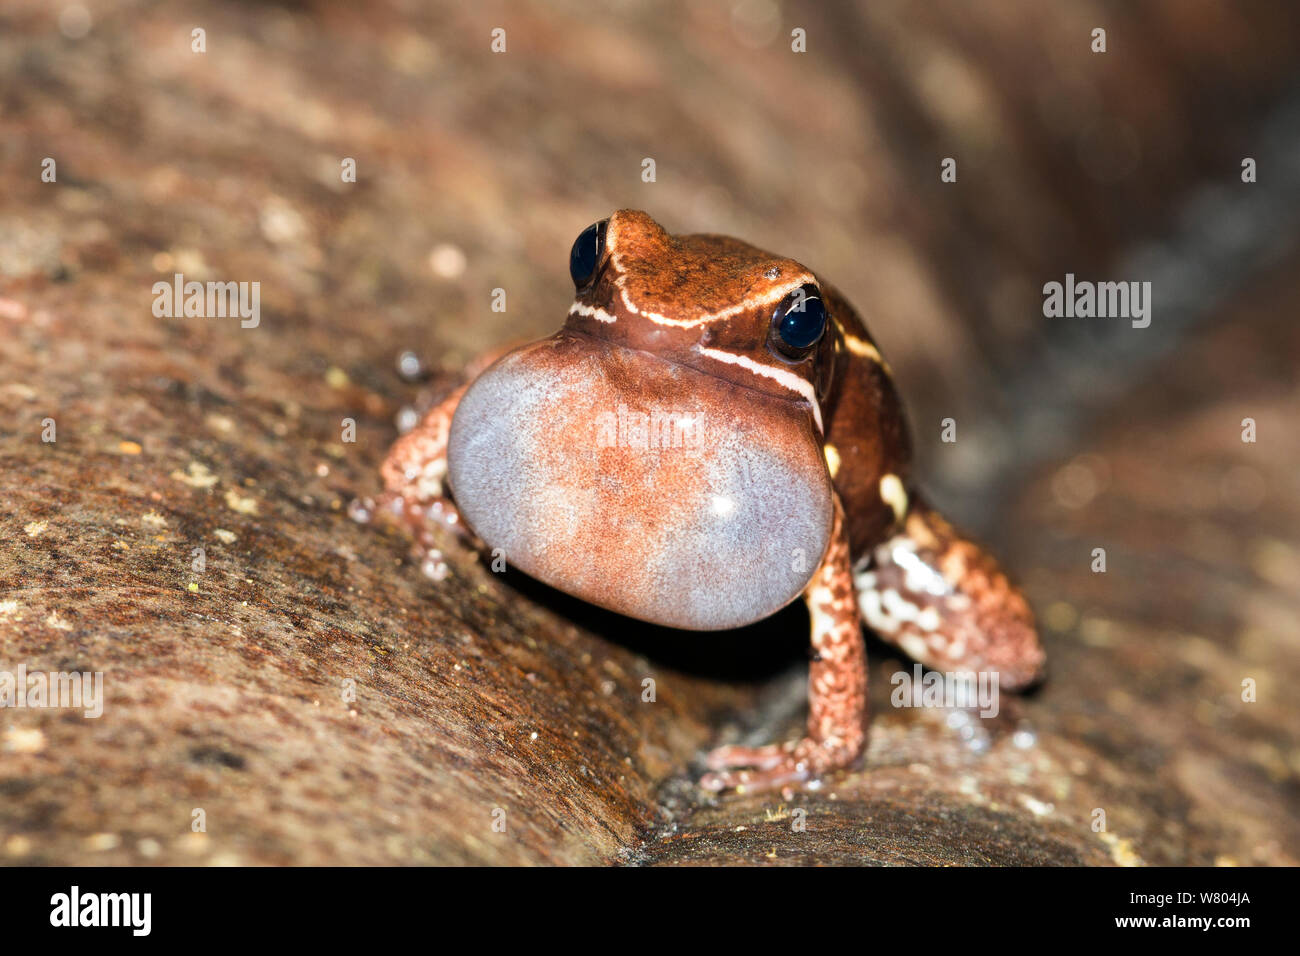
[853,498,1045,690]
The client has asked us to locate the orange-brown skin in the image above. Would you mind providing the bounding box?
[377,210,1045,793]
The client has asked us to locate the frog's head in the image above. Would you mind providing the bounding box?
[447,210,837,630]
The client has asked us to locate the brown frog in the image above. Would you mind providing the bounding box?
[378,209,1045,792]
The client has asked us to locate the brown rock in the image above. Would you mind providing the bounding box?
[1,0,1296,865]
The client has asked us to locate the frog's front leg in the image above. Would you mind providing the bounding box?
[701,496,867,793]
[372,383,480,580]
[373,344,523,570]
[854,497,1045,689]
[379,383,472,538]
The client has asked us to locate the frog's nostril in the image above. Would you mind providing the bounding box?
[446,335,833,631]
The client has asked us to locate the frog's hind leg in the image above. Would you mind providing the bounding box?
[853,497,1045,690]
[701,495,868,793]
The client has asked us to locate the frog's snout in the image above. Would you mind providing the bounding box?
[446,334,833,630]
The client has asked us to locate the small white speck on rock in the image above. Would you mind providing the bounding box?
[396,350,424,380]
[396,406,419,433]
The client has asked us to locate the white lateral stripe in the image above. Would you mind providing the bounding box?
[569,301,617,324]
[605,241,815,328]
[619,286,640,315]
[843,332,883,364]
[695,346,823,433]
[628,278,813,328]
[879,473,908,524]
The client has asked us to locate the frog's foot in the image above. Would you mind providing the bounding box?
[379,383,467,509]
[366,383,489,581]
[701,495,868,794]
[700,737,859,793]
[855,495,1045,690]
[371,488,474,545]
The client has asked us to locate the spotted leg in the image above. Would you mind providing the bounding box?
[379,384,471,532]
[370,345,525,573]
[369,384,482,580]
[853,496,1045,690]
[701,495,867,793]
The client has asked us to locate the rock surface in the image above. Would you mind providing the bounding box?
[1,0,1297,865]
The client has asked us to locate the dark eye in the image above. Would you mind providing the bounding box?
[569,219,608,288]
[770,284,827,358]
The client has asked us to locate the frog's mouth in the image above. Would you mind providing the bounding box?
[446,332,834,631]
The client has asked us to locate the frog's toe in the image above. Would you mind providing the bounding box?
[373,488,479,547]
[701,739,853,793]
[704,742,793,773]
[699,761,813,794]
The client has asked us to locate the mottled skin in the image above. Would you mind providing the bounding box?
[380,210,1045,792]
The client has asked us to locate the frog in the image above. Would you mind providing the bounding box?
[377,209,1045,793]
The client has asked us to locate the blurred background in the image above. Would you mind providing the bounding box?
[1,0,1297,865]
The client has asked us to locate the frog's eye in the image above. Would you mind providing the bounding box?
[568,219,608,288]
[770,284,827,359]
